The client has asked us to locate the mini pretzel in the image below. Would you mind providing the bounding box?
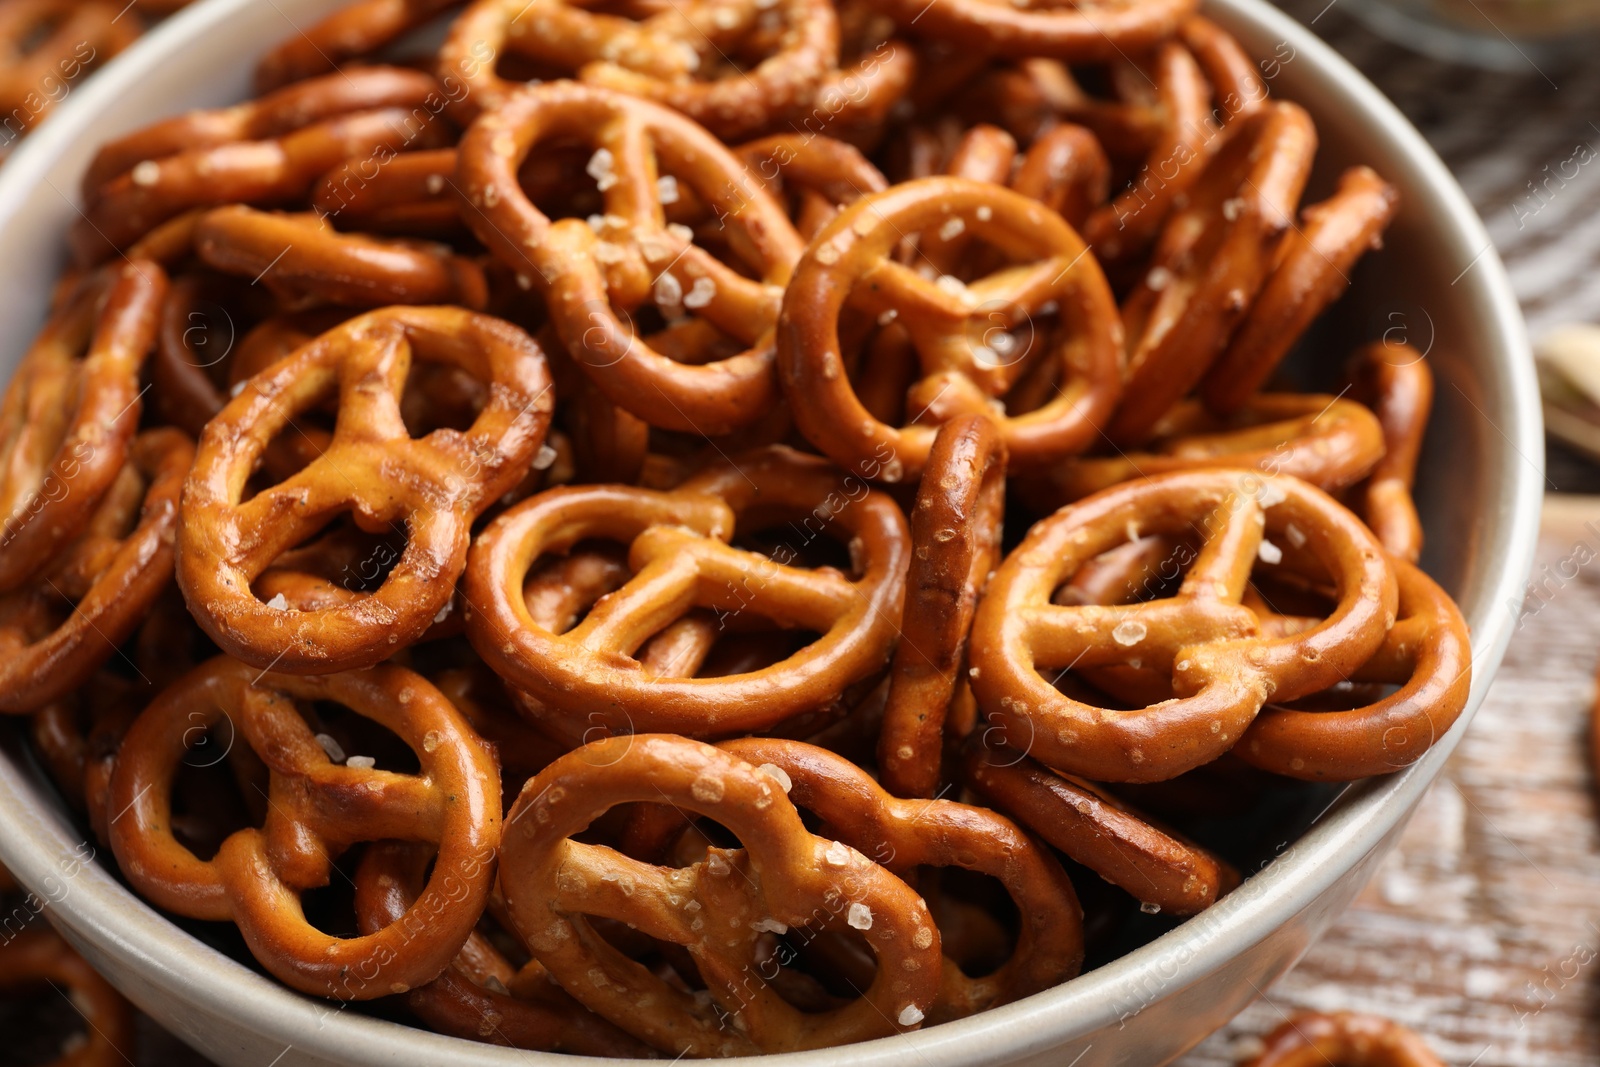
[0,429,192,713]
[177,307,554,673]
[457,81,804,436]
[465,446,908,736]
[194,206,489,309]
[442,0,838,140]
[71,100,456,265]
[314,148,463,236]
[1244,1012,1446,1067]
[0,260,166,594]
[255,0,462,91]
[969,470,1396,782]
[1018,393,1386,507]
[0,926,136,1067]
[870,0,1196,61]
[107,656,501,998]
[778,176,1122,480]
[1343,340,1431,563]
[1236,558,1468,780]
[1179,15,1268,119]
[878,415,1005,798]
[962,742,1237,915]
[720,737,1083,1020]
[82,67,444,194]
[353,841,651,1055]
[1108,102,1317,445]
[497,734,943,1055]
[1203,167,1400,414]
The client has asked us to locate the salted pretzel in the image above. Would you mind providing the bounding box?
[1108,102,1318,444]
[71,92,457,265]
[878,415,1005,798]
[0,428,192,713]
[255,0,463,91]
[0,260,166,594]
[779,176,1122,480]
[442,0,838,140]
[0,0,137,151]
[194,206,489,309]
[465,445,908,736]
[969,469,1397,782]
[870,0,1195,61]
[1236,558,1468,780]
[81,67,444,194]
[962,743,1237,915]
[176,306,553,673]
[1244,1012,1446,1067]
[0,926,135,1067]
[107,656,500,998]
[1018,393,1387,508]
[497,734,943,1055]
[314,148,463,236]
[717,737,1083,1020]
[353,841,651,1055]
[1203,167,1400,414]
[1343,339,1431,562]
[457,81,805,436]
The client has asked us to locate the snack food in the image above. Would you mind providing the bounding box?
[0,0,1471,1056]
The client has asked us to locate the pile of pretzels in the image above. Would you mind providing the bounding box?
[0,0,1472,1057]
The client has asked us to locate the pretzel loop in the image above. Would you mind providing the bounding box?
[970,470,1396,782]
[107,656,501,998]
[177,307,554,673]
[1236,558,1469,780]
[0,925,135,1067]
[498,734,944,1056]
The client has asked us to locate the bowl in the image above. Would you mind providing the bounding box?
[0,0,1542,1063]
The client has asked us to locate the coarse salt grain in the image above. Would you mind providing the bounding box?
[824,841,851,867]
[847,903,873,930]
[586,148,617,191]
[315,733,346,763]
[750,917,788,934]
[1285,522,1307,547]
[683,276,716,309]
[1146,265,1174,291]
[938,217,965,241]
[655,271,684,306]
[266,592,289,611]
[656,175,680,204]
[1256,539,1283,564]
[756,763,792,793]
[1112,619,1147,646]
[898,1005,924,1027]
[346,755,376,770]
[131,161,160,186]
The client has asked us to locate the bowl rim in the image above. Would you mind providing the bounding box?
[0,0,1543,1063]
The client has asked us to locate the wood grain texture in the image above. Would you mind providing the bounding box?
[1183,496,1600,1065]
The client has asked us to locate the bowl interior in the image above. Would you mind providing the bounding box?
[0,0,1541,1064]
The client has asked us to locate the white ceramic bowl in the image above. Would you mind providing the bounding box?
[0,1,1541,1063]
